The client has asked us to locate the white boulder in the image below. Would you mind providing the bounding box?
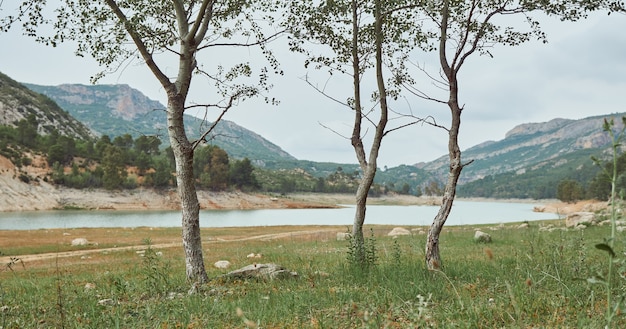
[214,260,231,269]
[336,232,351,241]
[71,238,89,246]
[474,230,492,243]
[387,227,411,236]
[565,212,595,228]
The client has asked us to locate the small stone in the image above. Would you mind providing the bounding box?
[71,238,89,246]
[517,223,529,229]
[214,260,231,269]
[97,298,115,306]
[84,283,96,290]
[387,227,411,236]
[336,232,351,241]
[474,230,492,243]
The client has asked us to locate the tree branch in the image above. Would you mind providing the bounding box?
[103,0,172,89]
[197,29,285,50]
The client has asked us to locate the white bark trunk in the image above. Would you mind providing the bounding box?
[167,95,208,284]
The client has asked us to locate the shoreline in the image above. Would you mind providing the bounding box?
[0,184,606,216]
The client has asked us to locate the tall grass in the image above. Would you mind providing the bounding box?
[590,117,626,328]
[0,222,621,328]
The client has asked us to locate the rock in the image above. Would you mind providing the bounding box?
[533,206,545,213]
[221,263,297,280]
[539,224,554,232]
[214,260,231,269]
[388,227,411,236]
[565,212,595,228]
[97,298,115,306]
[71,238,89,246]
[336,232,351,241]
[84,283,96,290]
[246,253,262,259]
[474,231,492,243]
[517,223,529,229]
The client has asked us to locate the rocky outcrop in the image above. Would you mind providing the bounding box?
[0,72,94,139]
[0,156,59,211]
[220,263,297,280]
[565,212,596,228]
[418,113,623,184]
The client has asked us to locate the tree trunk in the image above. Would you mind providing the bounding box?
[167,94,208,284]
[425,101,463,270]
[351,167,376,262]
[425,0,466,271]
[348,0,387,264]
[425,137,462,270]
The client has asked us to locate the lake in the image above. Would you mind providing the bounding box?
[0,201,559,230]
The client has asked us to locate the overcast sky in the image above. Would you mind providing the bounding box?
[1,8,625,168]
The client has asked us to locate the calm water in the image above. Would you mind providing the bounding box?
[0,201,558,230]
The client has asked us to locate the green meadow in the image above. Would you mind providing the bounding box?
[0,220,623,328]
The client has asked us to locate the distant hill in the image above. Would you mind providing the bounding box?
[0,72,93,139]
[23,83,296,163]
[415,113,623,199]
[418,115,619,183]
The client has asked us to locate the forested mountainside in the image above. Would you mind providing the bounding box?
[24,83,296,163]
[444,114,624,199]
[0,72,93,140]
[3,69,623,200]
[419,114,620,184]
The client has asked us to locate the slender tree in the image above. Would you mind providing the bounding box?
[403,0,614,270]
[2,0,282,284]
[288,0,424,263]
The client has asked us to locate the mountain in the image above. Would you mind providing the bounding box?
[418,114,619,183]
[23,83,296,163]
[413,113,623,199]
[0,72,93,139]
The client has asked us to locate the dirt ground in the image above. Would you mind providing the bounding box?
[0,226,344,269]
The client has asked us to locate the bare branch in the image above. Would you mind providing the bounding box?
[103,0,172,90]
[190,89,246,150]
[300,74,350,108]
[198,29,285,50]
[318,121,352,140]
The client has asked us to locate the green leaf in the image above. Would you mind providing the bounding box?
[596,243,616,258]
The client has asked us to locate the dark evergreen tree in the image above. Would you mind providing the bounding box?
[557,179,584,203]
[230,158,259,190]
[102,145,127,190]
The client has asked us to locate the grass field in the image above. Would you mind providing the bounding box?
[0,219,623,328]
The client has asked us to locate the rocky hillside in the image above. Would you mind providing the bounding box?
[417,113,621,184]
[24,83,296,163]
[0,72,93,139]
